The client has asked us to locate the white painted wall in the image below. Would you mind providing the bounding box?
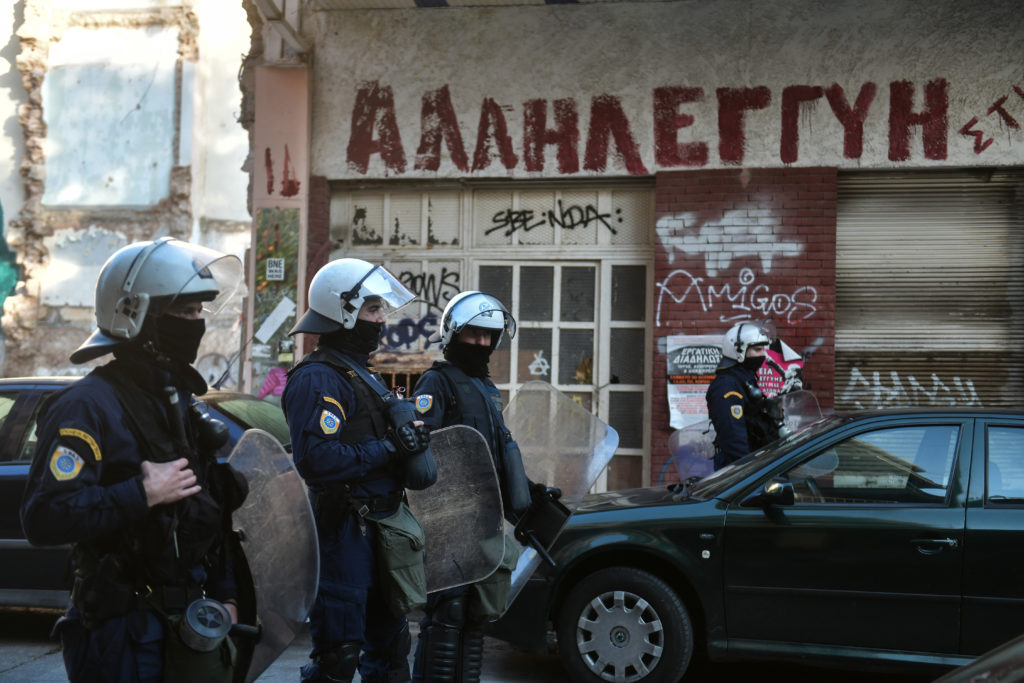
[310,0,1024,179]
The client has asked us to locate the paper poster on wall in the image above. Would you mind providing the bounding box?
[666,335,721,429]
[253,207,300,402]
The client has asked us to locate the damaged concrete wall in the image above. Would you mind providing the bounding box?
[2,0,252,384]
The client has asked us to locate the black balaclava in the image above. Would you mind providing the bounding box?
[742,356,765,372]
[444,340,493,378]
[320,319,383,355]
[136,313,206,365]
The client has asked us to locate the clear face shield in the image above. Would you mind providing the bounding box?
[350,265,415,319]
[153,251,245,317]
[450,296,517,342]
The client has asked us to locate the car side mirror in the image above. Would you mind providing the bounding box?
[745,477,795,507]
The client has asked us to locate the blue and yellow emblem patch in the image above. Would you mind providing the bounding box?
[415,394,433,414]
[730,405,744,419]
[319,409,340,435]
[49,446,84,481]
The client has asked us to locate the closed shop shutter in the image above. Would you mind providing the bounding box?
[835,170,1024,411]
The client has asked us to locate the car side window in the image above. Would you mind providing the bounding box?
[783,425,960,505]
[0,393,16,437]
[986,426,1024,505]
[14,393,53,463]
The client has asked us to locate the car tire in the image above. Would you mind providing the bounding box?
[556,567,693,683]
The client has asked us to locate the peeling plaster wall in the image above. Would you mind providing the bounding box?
[2,1,252,381]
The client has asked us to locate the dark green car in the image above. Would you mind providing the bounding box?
[489,408,1024,682]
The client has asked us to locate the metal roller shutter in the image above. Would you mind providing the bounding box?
[836,170,1024,411]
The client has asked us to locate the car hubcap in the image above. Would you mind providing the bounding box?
[575,589,663,683]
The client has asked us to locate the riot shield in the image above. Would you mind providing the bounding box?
[503,381,618,607]
[669,421,717,483]
[781,389,824,432]
[405,425,504,593]
[227,429,319,683]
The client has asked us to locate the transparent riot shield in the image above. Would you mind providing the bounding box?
[405,425,504,593]
[503,381,618,607]
[227,429,319,683]
[669,421,717,483]
[782,389,824,432]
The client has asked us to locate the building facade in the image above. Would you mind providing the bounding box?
[244,0,1023,489]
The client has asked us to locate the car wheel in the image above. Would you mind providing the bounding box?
[556,567,693,683]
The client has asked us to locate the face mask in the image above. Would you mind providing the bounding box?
[154,315,206,365]
[444,340,493,378]
[742,356,765,372]
[351,319,384,353]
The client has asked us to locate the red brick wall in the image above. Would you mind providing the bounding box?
[302,174,332,355]
[651,167,837,484]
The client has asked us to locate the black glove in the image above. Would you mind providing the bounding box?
[529,481,562,501]
[384,422,431,459]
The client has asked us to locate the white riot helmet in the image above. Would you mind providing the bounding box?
[70,237,243,364]
[437,291,516,350]
[289,258,415,335]
[719,321,771,367]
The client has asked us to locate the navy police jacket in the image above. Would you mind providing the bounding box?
[282,348,402,499]
[20,358,235,600]
[706,362,761,468]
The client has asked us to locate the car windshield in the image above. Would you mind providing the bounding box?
[686,414,852,499]
[207,394,292,451]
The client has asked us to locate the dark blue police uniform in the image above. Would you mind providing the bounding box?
[706,363,761,470]
[20,358,237,683]
[282,348,409,683]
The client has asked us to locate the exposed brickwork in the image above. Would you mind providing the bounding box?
[651,167,837,484]
[301,174,331,355]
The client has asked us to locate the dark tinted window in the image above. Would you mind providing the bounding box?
[986,425,1024,504]
[209,396,291,450]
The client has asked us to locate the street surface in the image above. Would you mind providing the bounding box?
[0,606,937,682]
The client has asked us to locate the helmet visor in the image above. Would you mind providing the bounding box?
[358,265,415,317]
[449,294,516,340]
[167,252,244,315]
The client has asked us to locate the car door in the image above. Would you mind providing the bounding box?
[961,417,1024,655]
[0,384,74,608]
[721,418,971,654]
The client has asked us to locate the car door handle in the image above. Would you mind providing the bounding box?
[912,537,959,554]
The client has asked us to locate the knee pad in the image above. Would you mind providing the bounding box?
[319,641,361,683]
[433,595,466,630]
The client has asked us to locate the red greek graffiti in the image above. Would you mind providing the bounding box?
[583,94,648,174]
[472,97,518,171]
[780,85,823,164]
[825,82,876,159]
[264,147,274,195]
[716,86,771,165]
[888,78,948,161]
[347,80,407,174]
[415,85,469,172]
[959,117,994,154]
[653,86,708,167]
[343,78,998,175]
[523,98,580,173]
[281,144,300,197]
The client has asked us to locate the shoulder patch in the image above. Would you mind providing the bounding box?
[723,391,744,400]
[322,395,346,420]
[730,405,744,419]
[59,427,102,462]
[414,395,433,414]
[49,446,85,481]
[319,409,341,435]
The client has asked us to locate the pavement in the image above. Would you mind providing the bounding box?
[0,607,565,682]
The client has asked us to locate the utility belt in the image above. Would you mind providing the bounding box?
[70,562,205,629]
[310,486,404,535]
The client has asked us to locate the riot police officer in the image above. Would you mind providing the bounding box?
[283,258,433,683]
[707,321,785,470]
[20,237,247,683]
[411,291,546,683]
